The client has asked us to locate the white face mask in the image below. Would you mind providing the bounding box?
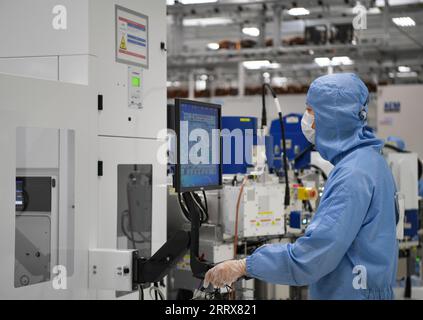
[301,110,316,145]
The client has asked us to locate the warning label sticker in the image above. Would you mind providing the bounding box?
[116,5,149,68]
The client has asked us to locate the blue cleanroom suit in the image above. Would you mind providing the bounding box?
[246,73,398,299]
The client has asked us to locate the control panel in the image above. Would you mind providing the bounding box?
[89,249,135,292]
[128,66,143,109]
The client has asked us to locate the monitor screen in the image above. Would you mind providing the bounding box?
[175,99,222,192]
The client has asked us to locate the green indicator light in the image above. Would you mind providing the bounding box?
[132,77,140,87]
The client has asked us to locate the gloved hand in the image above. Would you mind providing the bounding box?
[203,259,247,289]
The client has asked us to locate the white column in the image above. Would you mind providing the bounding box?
[238,62,245,97]
[173,13,184,54]
[273,5,282,48]
[259,10,267,48]
[189,72,195,99]
[383,0,390,47]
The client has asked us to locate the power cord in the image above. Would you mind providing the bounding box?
[138,285,144,300]
[294,171,314,213]
[310,164,328,181]
[202,190,208,214]
[262,83,290,207]
[120,210,148,246]
[149,283,165,300]
[178,192,209,224]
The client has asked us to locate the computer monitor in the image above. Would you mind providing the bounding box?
[174,99,222,192]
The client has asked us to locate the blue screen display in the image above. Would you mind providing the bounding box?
[179,102,220,190]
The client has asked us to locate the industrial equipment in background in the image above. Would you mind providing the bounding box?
[382,139,423,299]
[166,87,325,299]
[165,93,422,300]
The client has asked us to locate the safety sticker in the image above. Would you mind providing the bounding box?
[116,5,149,68]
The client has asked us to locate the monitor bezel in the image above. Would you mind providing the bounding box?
[174,98,223,193]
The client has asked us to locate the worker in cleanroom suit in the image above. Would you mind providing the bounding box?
[204,73,399,300]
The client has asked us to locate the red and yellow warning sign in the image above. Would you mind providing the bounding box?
[116,6,149,67]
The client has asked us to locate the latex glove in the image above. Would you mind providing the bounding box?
[203,259,247,289]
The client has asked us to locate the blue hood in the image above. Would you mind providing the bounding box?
[306,73,383,164]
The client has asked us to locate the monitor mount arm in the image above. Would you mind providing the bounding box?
[183,192,214,279]
[132,192,213,287]
[132,230,190,286]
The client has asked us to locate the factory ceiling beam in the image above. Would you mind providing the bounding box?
[170,43,372,58]
[168,47,423,69]
[167,0,423,20]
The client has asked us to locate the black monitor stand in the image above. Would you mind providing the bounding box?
[132,230,190,285]
[182,192,213,279]
[132,192,213,286]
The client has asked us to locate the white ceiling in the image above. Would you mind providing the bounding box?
[166,0,423,87]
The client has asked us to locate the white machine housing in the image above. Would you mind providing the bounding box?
[175,243,233,272]
[386,152,419,211]
[0,0,167,300]
[221,183,286,238]
[88,249,135,292]
[386,152,419,240]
